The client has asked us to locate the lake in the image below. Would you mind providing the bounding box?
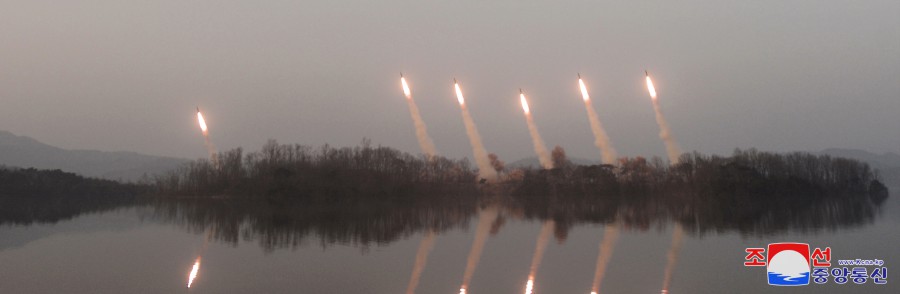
[1,183,897,293]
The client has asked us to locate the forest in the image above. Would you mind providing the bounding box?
[0,166,143,225]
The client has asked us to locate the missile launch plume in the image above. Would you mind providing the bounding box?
[459,207,499,293]
[524,220,554,294]
[406,229,437,294]
[454,80,498,181]
[589,223,620,294]
[196,108,218,164]
[578,75,618,164]
[400,74,438,159]
[520,91,553,169]
[661,224,685,293]
[645,72,682,164]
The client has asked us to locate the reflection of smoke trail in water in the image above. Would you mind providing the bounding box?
[645,73,681,164]
[455,81,498,181]
[459,207,499,293]
[578,76,618,164]
[661,224,684,293]
[520,92,553,169]
[406,230,437,294]
[401,75,438,158]
[187,227,214,288]
[590,223,620,294]
[524,220,554,294]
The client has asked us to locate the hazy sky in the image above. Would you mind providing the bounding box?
[1,1,898,162]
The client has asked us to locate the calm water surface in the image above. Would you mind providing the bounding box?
[1,188,897,293]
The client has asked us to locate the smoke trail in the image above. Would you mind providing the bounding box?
[525,115,552,169]
[203,133,218,165]
[459,207,499,293]
[578,77,618,164]
[520,93,552,169]
[661,224,684,293]
[406,230,437,294]
[455,82,498,181]
[590,223,620,294]
[524,220,554,294]
[650,99,681,164]
[401,76,438,158]
[645,73,682,164]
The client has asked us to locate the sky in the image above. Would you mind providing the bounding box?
[1,0,898,162]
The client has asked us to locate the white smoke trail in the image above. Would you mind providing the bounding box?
[455,82,498,181]
[203,133,218,165]
[405,230,437,294]
[524,220,554,294]
[579,78,617,164]
[459,207,499,293]
[661,224,684,293]
[651,99,681,164]
[402,76,438,158]
[645,73,681,164]
[590,223,620,294]
[406,99,438,159]
[521,94,552,169]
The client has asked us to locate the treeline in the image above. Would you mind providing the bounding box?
[0,166,144,198]
[0,166,143,225]
[153,139,479,202]
[514,148,887,199]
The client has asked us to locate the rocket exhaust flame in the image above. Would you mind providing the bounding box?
[520,91,552,169]
[454,80,498,181]
[401,74,412,98]
[405,229,437,294]
[196,108,218,164]
[661,224,685,293]
[187,257,201,288]
[589,223,620,294]
[577,75,618,164]
[645,72,681,164]
[197,111,208,134]
[524,220,554,294]
[459,207,499,292]
[454,81,465,106]
[399,75,438,158]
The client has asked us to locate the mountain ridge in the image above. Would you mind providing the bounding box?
[0,130,188,182]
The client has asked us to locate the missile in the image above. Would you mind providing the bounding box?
[645,70,649,76]
[400,72,404,77]
[519,88,523,94]
[578,73,581,79]
[453,77,458,84]
[196,106,200,113]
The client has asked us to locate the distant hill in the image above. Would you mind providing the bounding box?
[507,156,599,169]
[0,131,188,182]
[818,148,900,187]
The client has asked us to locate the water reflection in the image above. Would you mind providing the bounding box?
[523,220,553,294]
[660,223,684,294]
[0,187,888,293]
[458,207,499,294]
[405,229,436,294]
[589,222,619,294]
